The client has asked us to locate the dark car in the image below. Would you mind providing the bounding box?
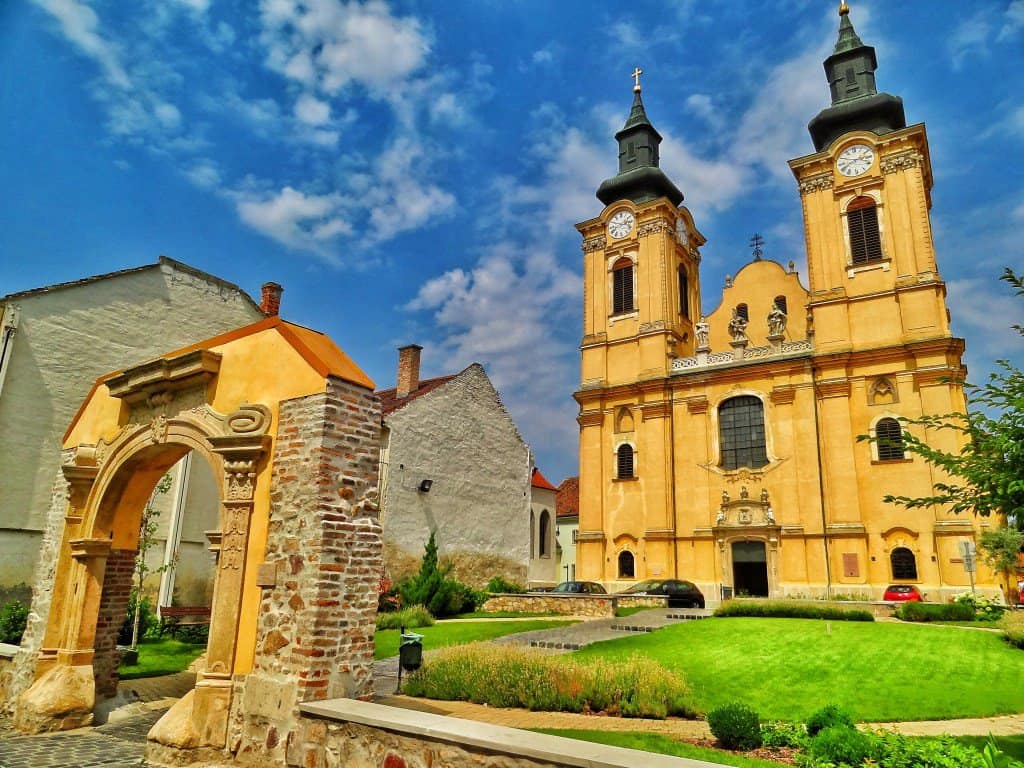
[550,580,607,595]
[620,579,705,608]
[883,584,923,602]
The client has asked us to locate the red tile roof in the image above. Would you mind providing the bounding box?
[556,476,579,518]
[376,374,456,415]
[531,467,557,491]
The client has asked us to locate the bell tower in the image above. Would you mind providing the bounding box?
[789,3,953,355]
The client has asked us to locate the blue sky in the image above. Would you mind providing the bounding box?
[2,1,1022,483]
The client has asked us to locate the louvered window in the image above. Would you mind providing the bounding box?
[774,295,787,314]
[719,395,768,470]
[875,417,905,461]
[616,444,635,479]
[890,547,917,580]
[612,261,634,314]
[678,267,689,318]
[736,303,749,322]
[847,196,883,265]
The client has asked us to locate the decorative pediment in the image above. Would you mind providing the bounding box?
[106,349,222,405]
[715,486,776,528]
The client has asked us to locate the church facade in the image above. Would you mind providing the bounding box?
[574,7,1000,601]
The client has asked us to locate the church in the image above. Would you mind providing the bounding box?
[574,5,1000,601]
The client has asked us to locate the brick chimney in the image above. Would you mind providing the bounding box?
[396,344,422,399]
[260,282,283,316]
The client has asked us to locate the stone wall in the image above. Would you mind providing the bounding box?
[299,698,711,768]
[93,548,136,698]
[381,364,531,588]
[481,593,666,618]
[230,376,383,767]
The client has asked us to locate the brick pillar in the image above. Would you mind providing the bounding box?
[260,283,283,317]
[232,376,382,767]
[395,344,422,399]
[93,549,136,698]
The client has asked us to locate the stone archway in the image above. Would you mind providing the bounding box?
[11,318,384,767]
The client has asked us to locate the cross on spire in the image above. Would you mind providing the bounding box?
[632,67,643,92]
[750,233,764,261]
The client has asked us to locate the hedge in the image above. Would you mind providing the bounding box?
[713,599,874,622]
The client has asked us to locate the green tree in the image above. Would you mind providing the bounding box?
[128,473,175,649]
[979,528,1024,590]
[873,268,1024,527]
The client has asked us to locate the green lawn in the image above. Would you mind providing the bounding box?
[573,617,1024,721]
[118,638,205,680]
[374,619,575,659]
[534,729,782,768]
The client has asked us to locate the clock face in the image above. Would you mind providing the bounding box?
[836,144,875,177]
[608,211,635,239]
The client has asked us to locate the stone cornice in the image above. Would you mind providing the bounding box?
[816,379,852,399]
[640,401,672,421]
[107,349,222,405]
[577,410,603,428]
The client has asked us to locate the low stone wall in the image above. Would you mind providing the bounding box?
[299,698,716,768]
[0,643,17,706]
[481,593,666,618]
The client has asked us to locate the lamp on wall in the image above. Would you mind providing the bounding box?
[418,479,433,493]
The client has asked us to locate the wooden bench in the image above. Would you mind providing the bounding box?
[159,605,211,638]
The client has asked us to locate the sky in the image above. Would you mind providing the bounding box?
[1,1,1022,483]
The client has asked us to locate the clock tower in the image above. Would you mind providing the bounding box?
[573,73,704,582]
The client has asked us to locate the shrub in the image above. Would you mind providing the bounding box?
[761,720,808,749]
[807,725,877,766]
[805,703,856,737]
[707,702,763,751]
[376,605,435,630]
[895,600,975,622]
[0,600,29,645]
[485,576,525,594]
[404,644,695,719]
[868,732,1013,768]
[175,623,209,645]
[1000,610,1024,649]
[118,596,158,646]
[397,533,483,618]
[714,599,874,622]
[954,591,1007,621]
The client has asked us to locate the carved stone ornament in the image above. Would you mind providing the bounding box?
[695,317,710,351]
[637,219,670,237]
[880,151,919,175]
[716,486,777,528]
[728,309,748,344]
[798,172,834,196]
[581,234,607,253]
[767,306,787,338]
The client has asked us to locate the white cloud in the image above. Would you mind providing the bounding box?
[948,11,993,68]
[173,0,210,12]
[294,93,332,126]
[235,186,350,256]
[183,160,221,189]
[32,0,131,88]
[999,1,1024,41]
[258,0,431,97]
[947,278,1024,368]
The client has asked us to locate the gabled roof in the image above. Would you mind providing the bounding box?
[531,467,557,491]
[376,374,456,416]
[1,256,260,312]
[64,316,374,441]
[556,476,579,518]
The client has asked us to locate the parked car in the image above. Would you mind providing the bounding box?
[550,581,607,595]
[883,584,923,602]
[619,579,705,608]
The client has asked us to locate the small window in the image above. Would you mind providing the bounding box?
[719,395,768,470]
[847,196,883,265]
[538,510,551,557]
[612,259,635,314]
[875,417,905,461]
[736,303,749,322]
[618,551,635,579]
[616,444,635,479]
[890,547,917,580]
[572,529,578,543]
[678,266,689,318]
[773,295,787,314]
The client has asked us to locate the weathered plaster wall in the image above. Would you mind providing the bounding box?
[0,261,262,590]
[230,377,383,767]
[528,485,558,586]
[381,365,531,587]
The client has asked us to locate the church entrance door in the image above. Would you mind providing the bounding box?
[732,541,768,597]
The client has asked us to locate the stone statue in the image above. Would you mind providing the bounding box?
[760,488,769,504]
[767,304,788,337]
[740,485,749,500]
[728,308,748,343]
[695,316,710,349]
[721,489,729,504]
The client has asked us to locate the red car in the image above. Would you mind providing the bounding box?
[883,585,922,602]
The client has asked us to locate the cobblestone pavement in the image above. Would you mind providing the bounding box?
[0,709,163,768]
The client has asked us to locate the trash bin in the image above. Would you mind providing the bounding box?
[399,632,423,672]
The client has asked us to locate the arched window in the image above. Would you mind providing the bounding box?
[719,395,768,470]
[530,510,535,558]
[875,417,905,461]
[618,551,635,578]
[678,266,689,319]
[615,406,634,433]
[538,510,551,558]
[616,444,635,479]
[736,303,749,322]
[612,258,634,314]
[847,196,883,265]
[773,295,788,314]
[890,547,917,580]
